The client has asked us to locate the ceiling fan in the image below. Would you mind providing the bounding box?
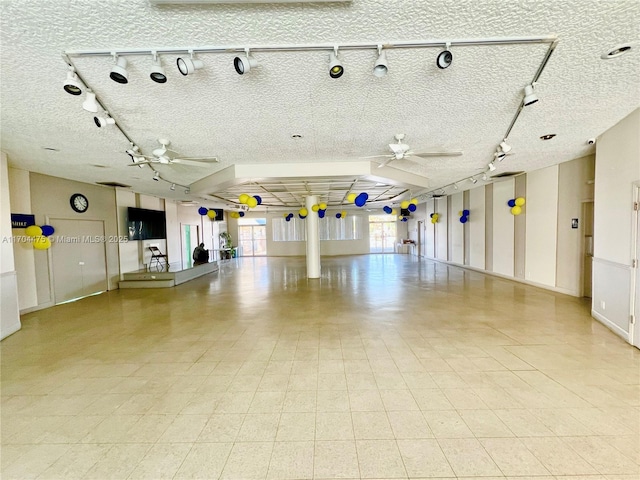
[363,134,463,168]
[127,139,218,167]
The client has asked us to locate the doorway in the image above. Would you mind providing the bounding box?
[632,186,639,347]
[50,218,108,304]
[182,224,199,268]
[581,201,594,297]
[238,218,266,256]
[369,215,397,253]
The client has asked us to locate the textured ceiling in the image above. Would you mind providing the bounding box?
[1,0,639,209]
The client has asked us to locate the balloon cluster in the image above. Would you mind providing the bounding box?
[382,206,398,215]
[335,210,348,219]
[346,192,369,207]
[298,207,308,219]
[25,224,55,250]
[430,213,440,224]
[311,202,328,218]
[459,209,470,223]
[229,211,245,219]
[400,198,419,212]
[239,193,262,208]
[283,212,294,222]
[198,207,220,220]
[507,197,526,215]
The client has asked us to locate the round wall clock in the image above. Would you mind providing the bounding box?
[70,193,89,213]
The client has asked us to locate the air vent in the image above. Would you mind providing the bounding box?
[431,194,444,198]
[96,181,131,188]
[491,171,524,179]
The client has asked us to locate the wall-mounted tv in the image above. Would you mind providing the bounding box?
[127,207,166,240]
[400,208,412,217]
[210,208,224,221]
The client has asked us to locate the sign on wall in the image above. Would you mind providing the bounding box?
[11,214,35,228]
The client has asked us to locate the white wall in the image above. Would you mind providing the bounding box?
[492,179,515,276]
[450,192,464,264]
[525,165,559,287]
[592,108,640,341]
[425,199,435,258]
[468,185,486,269]
[1,153,21,339]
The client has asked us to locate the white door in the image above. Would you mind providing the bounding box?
[632,187,639,347]
[50,219,108,304]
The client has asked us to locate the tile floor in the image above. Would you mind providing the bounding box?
[1,255,639,479]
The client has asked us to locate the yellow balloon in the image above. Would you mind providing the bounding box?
[346,193,357,203]
[247,197,258,208]
[511,206,522,215]
[312,204,320,212]
[33,236,51,250]
[410,198,418,205]
[25,225,42,237]
[299,208,308,216]
[515,197,526,207]
[400,200,410,209]
[341,210,347,218]
[319,203,327,210]
[207,210,216,219]
[239,193,249,204]
[391,209,397,215]
[458,211,463,217]
[283,213,288,218]
[431,217,437,224]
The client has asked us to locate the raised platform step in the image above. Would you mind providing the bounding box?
[119,261,219,289]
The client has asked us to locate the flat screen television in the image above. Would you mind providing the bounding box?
[127,207,166,240]
[400,208,412,217]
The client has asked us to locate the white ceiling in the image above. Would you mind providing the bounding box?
[1,0,638,210]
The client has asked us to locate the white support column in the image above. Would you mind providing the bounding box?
[305,195,321,278]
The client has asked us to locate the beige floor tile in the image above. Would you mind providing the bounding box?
[39,444,111,480]
[493,409,555,436]
[397,438,456,477]
[214,392,254,413]
[356,439,407,478]
[314,440,360,478]
[282,390,316,412]
[317,389,350,412]
[438,437,503,477]
[380,389,420,411]
[248,390,286,413]
[352,411,394,439]
[80,414,142,443]
[0,443,70,479]
[442,388,489,409]
[387,410,434,439]
[267,441,314,479]
[315,412,354,440]
[348,389,385,411]
[520,436,600,475]
[318,373,348,390]
[346,372,378,390]
[157,414,209,443]
[124,413,175,443]
[258,374,290,390]
[563,436,640,475]
[236,412,281,441]
[127,443,193,479]
[411,389,455,410]
[480,437,551,475]
[220,442,273,479]
[83,444,152,479]
[458,409,515,437]
[197,414,245,442]
[276,412,315,441]
[174,442,233,479]
[422,409,475,438]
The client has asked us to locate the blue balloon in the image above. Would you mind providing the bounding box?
[299,214,306,219]
[335,213,342,218]
[430,213,434,218]
[463,209,470,216]
[239,211,245,217]
[460,215,468,223]
[285,217,291,222]
[383,206,392,214]
[355,193,367,207]
[254,195,262,205]
[287,213,293,219]
[507,199,516,207]
[41,225,55,236]
[318,210,326,218]
[408,204,417,212]
[402,217,408,222]
[198,207,208,215]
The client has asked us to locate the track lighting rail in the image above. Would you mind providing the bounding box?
[63,35,558,57]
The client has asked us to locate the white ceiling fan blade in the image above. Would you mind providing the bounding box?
[127,160,153,166]
[170,159,218,167]
[411,151,463,158]
[361,154,392,159]
[172,157,218,163]
[377,157,395,168]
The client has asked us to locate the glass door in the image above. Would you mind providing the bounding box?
[238,218,267,256]
[369,215,397,253]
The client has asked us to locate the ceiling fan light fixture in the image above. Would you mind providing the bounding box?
[523,84,539,106]
[153,171,160,181]
[436,43,453,69]
[177,52,204,76]
[482,172,488,181]
[170,183,176,190]
[329,48,344,78]
[63,68,83,95]
[470,177,478,184]
[499,141,511,153]
[110,55,129,84]
[488,161,496,171]
[234,49,258,75]
[82,91,99,113]
[373,45,388,77]
[150,53,167,83]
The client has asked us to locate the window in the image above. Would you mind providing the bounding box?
[369,215,397,253]
[238,218,266,256]
[272,217,306,241]
[272,215,366,241]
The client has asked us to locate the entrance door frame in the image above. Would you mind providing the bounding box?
[631,183,640,347]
